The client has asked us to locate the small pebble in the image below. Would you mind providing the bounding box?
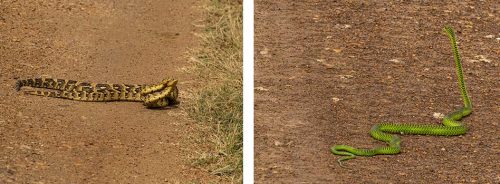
[433,112,445,119]
[20,145,32,150]
[339,75,354,79]
[259,48,269,55]
[468,55,491,63]
[485,35,494,39]
[334,24,351,29]
[313,15,320,21]
[316,59,325,63]
[332,97,341,103]
[476,55,491,63]
[317,59,334,69]
[274,141,283,146]
[255,87,269,91]
[389,58,402,63]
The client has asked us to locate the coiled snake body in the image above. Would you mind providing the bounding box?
[15,77,179,108]
[331,26,472,165]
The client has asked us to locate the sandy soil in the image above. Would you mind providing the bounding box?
[0,0,223,183]
[255,1,499,183]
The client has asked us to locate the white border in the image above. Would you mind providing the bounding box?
[242,0,254,183]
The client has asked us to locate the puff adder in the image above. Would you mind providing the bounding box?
[330,26,473,166]
[15,77,179,108]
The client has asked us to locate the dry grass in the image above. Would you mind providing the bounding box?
[187,0,242,183]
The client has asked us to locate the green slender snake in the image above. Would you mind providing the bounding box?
[331,26,473,166]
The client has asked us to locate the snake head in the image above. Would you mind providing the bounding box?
[160,78,178,87]
[142,82,179,108]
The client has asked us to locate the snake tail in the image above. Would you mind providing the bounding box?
[330,26,472,166]
[15,77,79,92]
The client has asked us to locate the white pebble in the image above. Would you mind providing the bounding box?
[332,97,341,103]
[433,112,445,119]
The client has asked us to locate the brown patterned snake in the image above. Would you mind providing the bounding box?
[15,77,179,108]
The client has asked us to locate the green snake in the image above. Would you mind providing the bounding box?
[330,26,473,166]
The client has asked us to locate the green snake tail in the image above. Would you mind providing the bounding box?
[330,26,472,166]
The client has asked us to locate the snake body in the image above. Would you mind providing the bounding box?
[15,77,179,108]
[330,26,472,165]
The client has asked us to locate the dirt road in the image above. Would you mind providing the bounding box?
[1,0,222,183]
[255,1,499,183]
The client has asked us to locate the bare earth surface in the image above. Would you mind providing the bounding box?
[0,0,223,183]
[255,1,499,183]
